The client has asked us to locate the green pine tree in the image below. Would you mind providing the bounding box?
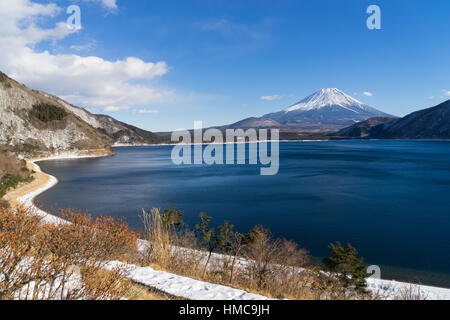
[323,241,369,295]
[195,212,218,276]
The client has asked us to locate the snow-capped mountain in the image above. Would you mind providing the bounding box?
[284,88,381,113]
[262,88,392,131]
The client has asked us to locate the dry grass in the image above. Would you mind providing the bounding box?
[139,208,360,300]
[0,206,139,300]
[125,282,183,300]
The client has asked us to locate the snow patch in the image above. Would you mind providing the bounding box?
[105,261,269,300]
[286,88,371,112]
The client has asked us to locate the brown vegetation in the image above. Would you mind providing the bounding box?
[0,149,34,205]
[0,206,139,300]
[140,208,369,300]
[0,149,30,180]
[0,204,420,300]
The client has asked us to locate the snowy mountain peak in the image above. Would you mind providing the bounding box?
[285,88,366,112]
[261,88,392,131]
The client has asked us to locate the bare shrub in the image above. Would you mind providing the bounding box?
[0,206,138,300]
[139,209,377,300]
[0,206,48,299]
[141,209,204,277]
[236,226,311,298]
[395,284,429,300]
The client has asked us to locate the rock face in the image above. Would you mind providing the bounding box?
[262,88,392,131]
[0,71,165,156]
[41,92,165,145]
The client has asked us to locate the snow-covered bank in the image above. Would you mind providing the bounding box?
[136,240,450,300]
[367,278,450,300]
[106,261,269,300]
[16,161,61,225]
[15,153,109,225]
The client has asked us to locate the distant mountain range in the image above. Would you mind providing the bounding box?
[2,68,449,154]
[0,71,167,156]
[334,100,450,139]
[223,88,393,132]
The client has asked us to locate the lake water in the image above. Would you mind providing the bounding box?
[36,141,450,287]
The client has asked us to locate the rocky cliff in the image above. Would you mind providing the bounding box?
[0,71,166,156]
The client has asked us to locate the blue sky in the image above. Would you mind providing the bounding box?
[2,0,450,131]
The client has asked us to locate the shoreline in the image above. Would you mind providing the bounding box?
[113,138,450,148]
[4,150,450,299]
[4,152,111,225]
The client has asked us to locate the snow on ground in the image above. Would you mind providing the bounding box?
[137,241,450,300]
[367,278,450,300]
[16,161,64,225]
[16,154,107,225]
[105,261,269,300]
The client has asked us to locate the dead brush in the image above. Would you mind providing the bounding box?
[141,208,204,276]
[0,205,138,300]
[140,212,333,300]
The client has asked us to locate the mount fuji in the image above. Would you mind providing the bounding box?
[260,88,393,131]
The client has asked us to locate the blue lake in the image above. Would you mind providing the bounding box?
[36,141,450,287]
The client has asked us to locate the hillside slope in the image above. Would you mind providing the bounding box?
[371,100,450,139]
[219,117,282,130]
[0,71,166,156]
[42,92,167,145]
[333,117,398,138]
[333,100,450,140]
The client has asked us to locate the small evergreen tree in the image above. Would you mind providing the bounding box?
[217,221,248,283]
[160,206,184,229]
[195,212,219,275]
[323,241,368,295]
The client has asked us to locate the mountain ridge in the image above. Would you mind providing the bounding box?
[373,100,450,139]
[334,100,450,139]
[0,71,167,156]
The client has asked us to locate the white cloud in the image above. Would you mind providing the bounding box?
[261,94,282,101]
[70,41,96,51]
[81,0,117,10]
[429,96,435,100]
[103,106,122,112]
[0,0,172,113]
[133,109,160,114]
[363,91,373,97]
[442,90,450,97]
